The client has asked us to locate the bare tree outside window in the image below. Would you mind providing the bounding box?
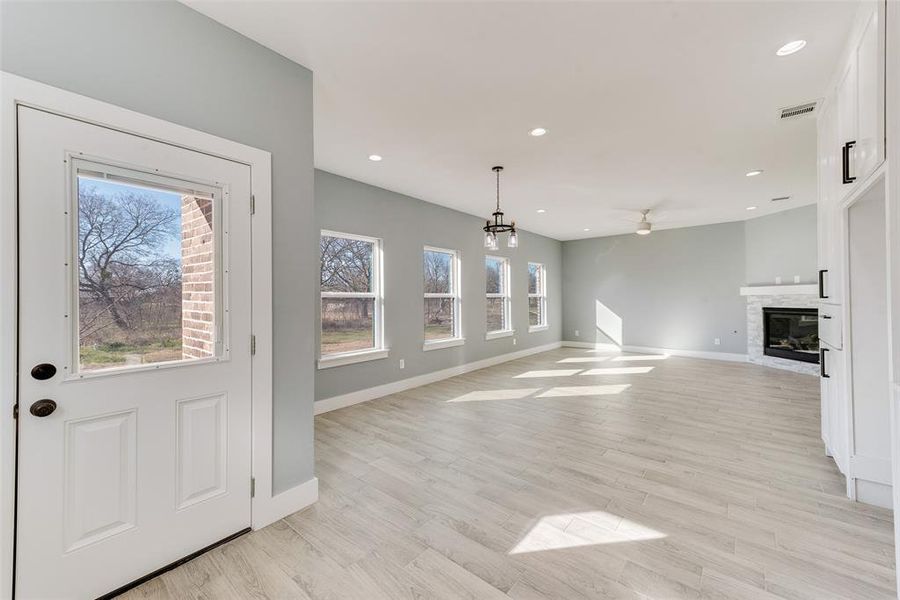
[77,176,207,370]
[486,256,510,333]
[320,233,378,355]
[424,249,458,341]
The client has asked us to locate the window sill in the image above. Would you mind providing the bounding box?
[423,337,466,351]
[317,348,389,369]
[485,329,515,341]
[528,324,550,333]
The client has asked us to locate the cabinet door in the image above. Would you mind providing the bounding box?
[817,100,844,304]
[855,0,886,180]
[823,345,850,476]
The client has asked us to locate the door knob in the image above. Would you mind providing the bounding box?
[29,399,57,417]
[30,363,57,380]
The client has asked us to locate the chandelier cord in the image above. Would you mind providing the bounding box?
[496,168,501,213]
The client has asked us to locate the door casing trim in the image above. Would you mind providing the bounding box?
[0,71,289,598]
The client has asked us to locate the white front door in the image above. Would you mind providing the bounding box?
[15,106,253,599]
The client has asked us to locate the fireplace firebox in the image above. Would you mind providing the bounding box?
[762,307,819,364]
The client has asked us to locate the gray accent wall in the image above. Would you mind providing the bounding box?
[745,204,818,285]
[315,170,562,401]
[1,0,316,493]
[562,222,748,354]
[561,206,817,356]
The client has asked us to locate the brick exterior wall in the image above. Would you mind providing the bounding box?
[181,195,215,359]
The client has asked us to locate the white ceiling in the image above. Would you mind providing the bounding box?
[187,0,857,240]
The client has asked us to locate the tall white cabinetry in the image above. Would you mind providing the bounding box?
[816,0,889,506]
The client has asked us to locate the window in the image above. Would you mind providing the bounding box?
[423,247,463,350]
[319,231,386,368]
[528,262,548,332]
[485,256,512,339]
[74,161,224,373]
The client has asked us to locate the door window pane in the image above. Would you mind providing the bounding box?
[321,297,375,355]
[76,174,217,372]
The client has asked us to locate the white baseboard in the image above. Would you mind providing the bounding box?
[561,341,748,363]
[315,341,563,415]
[252,476,318,529]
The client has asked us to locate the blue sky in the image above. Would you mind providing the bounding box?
[78,176,183,259]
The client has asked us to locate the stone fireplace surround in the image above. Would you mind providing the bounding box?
[740,285,820,376]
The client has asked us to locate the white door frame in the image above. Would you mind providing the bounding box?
[0,72,284,598]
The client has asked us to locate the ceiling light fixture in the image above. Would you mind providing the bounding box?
[583,228,591,232]
[529,127,548,137]
[483,166,517,250]
[636,209,652,235]
[368,154,383,162]
[776,40,806,56]
[746,206,758,211]
[537,208,547,214]
[746,169,763,177]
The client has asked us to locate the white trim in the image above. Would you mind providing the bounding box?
[739,284,818,296]
[0,74,283,595]
[251,477,318,530]
[528,325,550,333]
[423,337,465,351]
[561,341,748,363]
[317,348,390,369]
[486,329,515,340]
[315,342,563,415]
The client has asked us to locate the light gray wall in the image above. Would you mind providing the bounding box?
[562,222,749,354]
[1,0,316,493]
[315,170,562,401]
[745,204,818,285]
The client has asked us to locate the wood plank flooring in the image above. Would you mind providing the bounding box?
[123,348,896,599]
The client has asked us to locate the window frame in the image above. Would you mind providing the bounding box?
[423,246,464,351]
[485,255,513,340]
[528,262,549,333]
[317,229,387,369]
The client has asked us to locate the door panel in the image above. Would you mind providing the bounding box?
[16,106,252,599]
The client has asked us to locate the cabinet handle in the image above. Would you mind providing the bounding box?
[842,141,857,184]
[818,269,829,299]
[821,314,832,320]
[820,348,830,378]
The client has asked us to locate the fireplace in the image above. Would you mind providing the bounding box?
[762,307,819,364]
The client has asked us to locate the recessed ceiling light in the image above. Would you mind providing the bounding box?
[746,206,758,211]
[536,208,547,214]
[529,127,548,137]
[368,154,383,162]
[776,40,806,56]
[746,170,763,177]
[583,228,591,232]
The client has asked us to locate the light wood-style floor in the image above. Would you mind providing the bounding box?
[124,348,896,599]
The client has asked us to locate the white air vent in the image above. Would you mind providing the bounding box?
[779,101,818,120]
[771,195,792,202]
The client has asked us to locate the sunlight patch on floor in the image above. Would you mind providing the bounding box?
[580,366,654,375]
[514,369,582,379]
[557,356,612,364]
[612,355,668,362]
[509,510,666,554]
[536,384,630,398]
[447,388,540,402]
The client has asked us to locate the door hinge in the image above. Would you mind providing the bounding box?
[250,334,257,356]
[250,194,256,215]
[250,477,256,498]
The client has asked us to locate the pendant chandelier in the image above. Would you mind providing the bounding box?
[483,166,518,250]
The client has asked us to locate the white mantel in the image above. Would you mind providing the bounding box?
[740,284,818,297]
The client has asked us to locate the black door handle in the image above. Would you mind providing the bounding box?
[821,314,832,319]
[29,399,57,417]
[818,269,829,299]
[820,348,829,378]
[842,141,857,184]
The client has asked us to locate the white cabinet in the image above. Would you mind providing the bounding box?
[836,1,886,197]
[821,343,849,476]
